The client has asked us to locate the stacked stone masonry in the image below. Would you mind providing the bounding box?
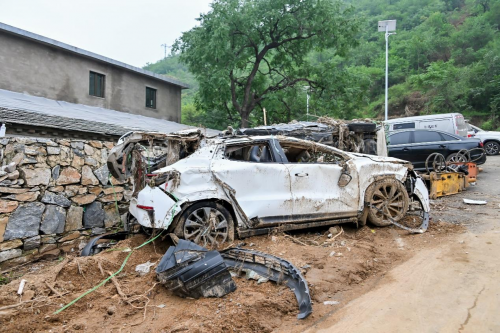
[0,136,130,269]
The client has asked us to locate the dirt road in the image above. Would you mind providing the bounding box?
[305,156,500,333]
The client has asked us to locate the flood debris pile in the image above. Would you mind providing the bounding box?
[237,117,381,155]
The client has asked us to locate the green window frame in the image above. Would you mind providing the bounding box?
[89,71,105,98]
[146,87,157,109]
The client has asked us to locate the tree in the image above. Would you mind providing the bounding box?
[173,0,359,127]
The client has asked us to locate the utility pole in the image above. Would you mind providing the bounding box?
[161,44,170,59]
[378,20,396,121]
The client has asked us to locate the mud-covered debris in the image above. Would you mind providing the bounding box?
[156,239,236,299]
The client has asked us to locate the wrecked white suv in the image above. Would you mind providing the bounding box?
[108,130,430,246]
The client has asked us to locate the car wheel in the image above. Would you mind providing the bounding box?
[446,152,468,163]
[484,141,500,156]
[365,178,409,227]
[180,202,234,247]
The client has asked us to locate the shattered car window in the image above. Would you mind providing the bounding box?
[279,141,343,164]
[225,143,274,163]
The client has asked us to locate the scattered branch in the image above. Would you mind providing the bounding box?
[44,281,62,297]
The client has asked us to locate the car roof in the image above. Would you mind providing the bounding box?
[385,113,462,123]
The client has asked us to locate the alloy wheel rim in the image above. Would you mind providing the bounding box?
[371,184,405,221]
[485,142,499,155]
[184,207,229,247]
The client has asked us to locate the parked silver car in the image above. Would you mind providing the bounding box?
[469,124,500,155]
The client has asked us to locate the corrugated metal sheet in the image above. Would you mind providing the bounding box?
[0,89,219,137]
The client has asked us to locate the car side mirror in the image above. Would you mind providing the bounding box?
[338,172,352,187]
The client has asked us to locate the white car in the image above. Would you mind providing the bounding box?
[108,130,430,246]
[470,124,500,155]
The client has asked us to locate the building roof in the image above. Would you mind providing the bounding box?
[0,22,189,89]
[0,89,219,137]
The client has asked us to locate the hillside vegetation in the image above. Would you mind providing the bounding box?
[144,0,500,130]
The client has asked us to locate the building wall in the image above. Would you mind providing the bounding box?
[0,136,130,269]
[0,31,181,122]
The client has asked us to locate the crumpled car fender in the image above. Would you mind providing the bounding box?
[412,176,431,212]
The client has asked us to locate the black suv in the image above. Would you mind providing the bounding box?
[388,129,486,170]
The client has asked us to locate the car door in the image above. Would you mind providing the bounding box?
[210,140,293,225]
[411,130,448,169]
[388,131,414,162]
[278,139,359,223]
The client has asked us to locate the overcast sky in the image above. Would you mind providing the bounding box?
[0,0,212,68]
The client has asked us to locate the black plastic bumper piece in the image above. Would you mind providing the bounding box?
[80,231,129,256]
[156,240,236,298]
[221,248,313,319]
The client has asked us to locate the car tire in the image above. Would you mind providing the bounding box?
[348,123,376,133]
[484,141,500,156]
[179,201,235,247]
[365,178,409,227]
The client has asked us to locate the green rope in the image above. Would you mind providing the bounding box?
[54,205,177,315]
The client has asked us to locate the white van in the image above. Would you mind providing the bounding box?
[385,113,468,137]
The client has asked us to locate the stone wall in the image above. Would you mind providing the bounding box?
[0,136,130,269]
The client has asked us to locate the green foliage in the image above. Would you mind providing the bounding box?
[144,0,499,129]
[172,0,360,128]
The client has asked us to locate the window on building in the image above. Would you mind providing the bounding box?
[89,71,105,97]
[146,87,157,109]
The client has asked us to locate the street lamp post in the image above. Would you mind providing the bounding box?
[378,20,396,121]
[304,86,310,121]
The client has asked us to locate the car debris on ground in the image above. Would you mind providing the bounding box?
[156,239,237,299]
[463,199,487,205]
[155,238,313,319]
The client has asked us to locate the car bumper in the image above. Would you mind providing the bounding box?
[129,186,178,229]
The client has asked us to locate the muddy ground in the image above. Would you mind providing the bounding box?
[0,216,466,333]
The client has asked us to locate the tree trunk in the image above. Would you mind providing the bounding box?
[240,114,249,128]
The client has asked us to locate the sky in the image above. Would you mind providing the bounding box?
[0,0,213,68]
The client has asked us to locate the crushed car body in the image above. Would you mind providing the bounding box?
[107,129,431,246]
[238,119,384,156]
